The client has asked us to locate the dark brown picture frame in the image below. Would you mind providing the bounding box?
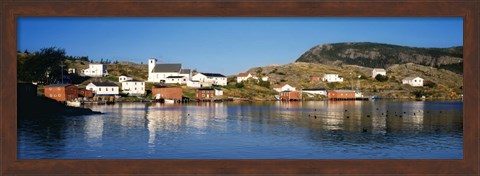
[1,0,479,175]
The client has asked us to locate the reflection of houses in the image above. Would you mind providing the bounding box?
[372,68,386,78]
[151,86,183,102]
[82,64,108,77]
[327,90,356,100]
[322,74,343,82]
[402,77,424,87]
[279,91,302,101]
[86,82,119,95]
[44,84,78,102]
[195,88,223,100]
[192,73,227,86]
[273,84,296,92]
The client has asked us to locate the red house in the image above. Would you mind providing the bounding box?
[195,88,215,100]
[327,90,356,100]
[151,86,183,101]
[78,88,93,98]
[279,91,302,101]
[44,84,78,102]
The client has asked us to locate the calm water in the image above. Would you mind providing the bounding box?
[18,100,463,159]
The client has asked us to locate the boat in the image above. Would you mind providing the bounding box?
[66,99,82,107]
[371,96,379,101]
[274,95,281,100]
[164,99,175,104]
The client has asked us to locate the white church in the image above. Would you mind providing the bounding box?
[147,58,191,83]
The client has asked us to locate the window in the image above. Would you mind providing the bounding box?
[99,88,101,91]
[135,82,137,85]
[57,87,61,90]
[112,88,114,91]
[58,94,61,97]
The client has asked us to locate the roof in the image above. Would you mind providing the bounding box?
[180,69,191,74]
[90,82,118,87]
[152,85,180,89]
[373,68,386,71]
[197,88,215,90]
[45,84,73,87]
[274,84,292,88]
[200,73,226,77]
[123,79,143,82]
[152,64,181,73]
[167,76,185,78]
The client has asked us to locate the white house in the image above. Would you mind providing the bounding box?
[322,74,344,82]
[273,84,296,92]
[372,68,387,78]
[68,68,76,74]
[402,77,424,87]
[147,58,182,83]
[301,88,327,96]
[192,72,227,86]
[86,82,119,95]
[179,69,192,81]
[187,80,213,88]
[237,72,269,83]
[165,76,188,84]
[214,89,223,96]
[82,64,108,77]
[118,75,133,82]
[121,80,145,95]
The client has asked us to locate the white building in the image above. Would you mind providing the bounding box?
[82,64,108,77]
[118,75,133,82]
[179,69,192,81]
[121,80,145,95]
[273,84,296,92]
[372,68,387,78]
[86,82,119,95]
[147,58,182,83]
[192,73,227,86]
[402,77,424,87]
[237,72,269,83]
[301,88,327,96]
[68,68,76,74]
[214,89,223,96]
[322,74,344,82]
[187,80,213,88]
[165,76,188,84]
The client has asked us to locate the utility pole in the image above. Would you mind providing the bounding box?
[60,61,66,84]
[350,71,354,90]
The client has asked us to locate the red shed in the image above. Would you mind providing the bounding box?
[151,86,183,101]
[78,88,94,98]
[279,91,302,101]
[44,84,78,102]
[195,88,215,100]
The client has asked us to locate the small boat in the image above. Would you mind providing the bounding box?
[164,99,175,104]
[371,96,379,100]
[274,95,281,100]
[66,100,82,107]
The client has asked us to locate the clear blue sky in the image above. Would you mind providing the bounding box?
[18,17,463,75]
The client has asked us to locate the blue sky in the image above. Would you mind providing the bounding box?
[18,17,463,75]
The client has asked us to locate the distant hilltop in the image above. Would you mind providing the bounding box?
[296,42,463,74]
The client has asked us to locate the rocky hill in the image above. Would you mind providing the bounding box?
[296,42,463,74]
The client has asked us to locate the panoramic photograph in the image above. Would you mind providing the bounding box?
[17,17,463,159]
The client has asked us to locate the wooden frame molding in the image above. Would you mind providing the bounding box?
[1,0,479,175]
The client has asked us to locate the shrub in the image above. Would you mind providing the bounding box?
[235,82,244,88]
[375,74,389,82]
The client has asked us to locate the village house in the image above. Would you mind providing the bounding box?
[86,82,119,95]
[82,63,108,77]
[121,79,145,96]
[78,88,94,98]
[186,80,213,88]
[179,69,192,80]
[195,88,223,100]
[192,73,227,86]
[322,74,344,82]
[372,68,387,78]
[151,85,183,101]
[273,84,296,92]
[44,84,78,102]
[68,68,76,74]
[327,90,356,100]
[237,72,269,83]
[165,76,188,84]
[118,75,133,82]
[147,58,186,84]
[402,77,424,87]
[279,91,302,101]
[301,88,327,96]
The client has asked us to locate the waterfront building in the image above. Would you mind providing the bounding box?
[86,82,119,96]
[372,68,387,78]
[273,84,296,92]
[82,64,108,77]
[147,58,182,83]
[195,88,223,100]
[279,91,302,101]
[151,86,183,101]
[327,90,356,100]
[121,79,145,96]
[44,84,78,102]
[192,73,227,86]
[78,88,94,98]
[301,88,327,96]
[402,77,424,87]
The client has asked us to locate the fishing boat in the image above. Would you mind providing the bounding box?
[66,99,82,107]
[164,99,175,104]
